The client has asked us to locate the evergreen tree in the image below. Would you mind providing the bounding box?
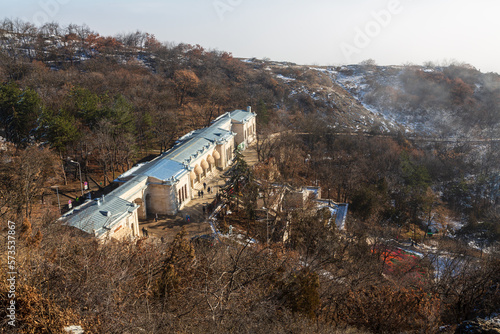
[0,82,42,146]
[41,109,81,153]
[221,148,256,216]
[256,99,269,124]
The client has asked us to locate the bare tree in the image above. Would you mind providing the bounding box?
[151,109,180,153]
[40,21,61,37]
[172,69,200,107]
[0,145,60,219]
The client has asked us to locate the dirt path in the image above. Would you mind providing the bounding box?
[140,143,259,243]
[139,174,224,243]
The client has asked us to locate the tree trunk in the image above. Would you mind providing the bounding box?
[103,161,107,187]
[60,153,67,185]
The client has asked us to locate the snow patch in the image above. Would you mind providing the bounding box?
[275,74,296,82]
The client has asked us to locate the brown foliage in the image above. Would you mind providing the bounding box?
[19,217,32,240]
[278,269,321,319]
[144,33,161,51]
[156,229,195,300]
[85,33,122,53]
[0,279,82,332]
[172,69,200,107]
[0,145,61,220]
[329,285,441,333]
[1,20,499,334]
[434,255,500,324]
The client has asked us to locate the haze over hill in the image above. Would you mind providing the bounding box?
[260,60,500,138]
[0,19,499,334]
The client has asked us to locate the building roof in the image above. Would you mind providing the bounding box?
[62,195,138,238]
[167,136,215,164]
[166,118,234,164]
[117,109,253,182]
[111,175,148,199]
[200,125,234,145]
[115,163,147,181]
[130,156,188,183]
[63,108,255,238]
[148,159,188,183]
[316,200,349,230]
[228,109,255,123]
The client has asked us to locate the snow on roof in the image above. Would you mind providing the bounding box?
[146,158,188,182]
[228,109,256,123]
[117,162,147,180]
[62,195,138,238]
[316,200,348,230]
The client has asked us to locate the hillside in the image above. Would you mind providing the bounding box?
[256,60,500,138]
[330,64,500,137]
[0,19,499,333]
[3,19,500,139]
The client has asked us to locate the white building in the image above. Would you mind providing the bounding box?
[61,107,257,240]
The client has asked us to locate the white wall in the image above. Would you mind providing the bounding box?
[116,179,148,201]
[98,209,139,241]
[232,117,256,149]
[233,123,245,147]
[217,138,234,168]
[165,185,177,215]
[247,118,256,144]
[176,174,191,210]
[146,183,169,215]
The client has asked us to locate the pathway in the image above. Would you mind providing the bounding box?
[139,143,259,242]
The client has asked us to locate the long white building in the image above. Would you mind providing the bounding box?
[61,107,257,240]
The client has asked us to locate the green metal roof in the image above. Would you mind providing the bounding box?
[62,195,138,238]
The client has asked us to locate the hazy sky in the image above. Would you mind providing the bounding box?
[4,0,500,73]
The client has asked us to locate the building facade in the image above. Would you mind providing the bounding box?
[61,108,257,241]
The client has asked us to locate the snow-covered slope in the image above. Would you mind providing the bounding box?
[263,62,406,134]
[261,60,500,138]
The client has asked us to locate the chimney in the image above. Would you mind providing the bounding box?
[247,106,252,113]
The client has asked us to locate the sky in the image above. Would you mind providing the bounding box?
[3,0,500,73]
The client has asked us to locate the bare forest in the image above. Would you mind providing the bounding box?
[0,19,499,333]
